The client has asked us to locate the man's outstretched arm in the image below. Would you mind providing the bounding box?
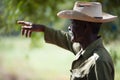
[17,21,75,53]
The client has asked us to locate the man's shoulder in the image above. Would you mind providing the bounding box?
[93,46,112,62]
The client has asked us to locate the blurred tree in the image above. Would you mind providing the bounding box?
[91,0,120,43]
[0,0,66,33]
[0,0,119,45]
[0,0,74,47]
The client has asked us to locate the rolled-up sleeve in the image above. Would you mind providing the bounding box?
[44,27,75,53]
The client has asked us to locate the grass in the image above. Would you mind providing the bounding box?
[0,37,120,80]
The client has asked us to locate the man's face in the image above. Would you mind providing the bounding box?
[68,20,88,42]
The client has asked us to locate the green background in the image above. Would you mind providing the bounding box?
[0,0,120,80]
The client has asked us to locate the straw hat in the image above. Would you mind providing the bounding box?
[57,2,117,23]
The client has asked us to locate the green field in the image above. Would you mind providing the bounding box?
[0,37,120,80]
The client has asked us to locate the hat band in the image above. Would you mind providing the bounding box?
[94,17,103,19]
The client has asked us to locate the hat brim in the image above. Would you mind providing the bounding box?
[57,10,117,23]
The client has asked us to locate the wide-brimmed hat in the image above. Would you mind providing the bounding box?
[57,2,117,23]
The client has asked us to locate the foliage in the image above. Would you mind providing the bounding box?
[91,0,120,43]
[0,0,65,33]
[0,0,120,45]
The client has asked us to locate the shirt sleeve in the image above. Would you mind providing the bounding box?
[44,27,75,53]
[96,60,114,80]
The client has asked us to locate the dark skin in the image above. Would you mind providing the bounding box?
[68,20,100,49]
[17,21,45,37]
[17,20,100,50]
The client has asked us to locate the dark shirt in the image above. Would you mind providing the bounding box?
[44,27,114,80]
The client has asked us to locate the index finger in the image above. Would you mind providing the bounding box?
[17,21,26,25]
[17,21,32,26]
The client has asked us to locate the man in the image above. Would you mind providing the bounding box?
[17,1,117,80]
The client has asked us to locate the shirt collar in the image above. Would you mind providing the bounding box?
[82,38,104,59]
